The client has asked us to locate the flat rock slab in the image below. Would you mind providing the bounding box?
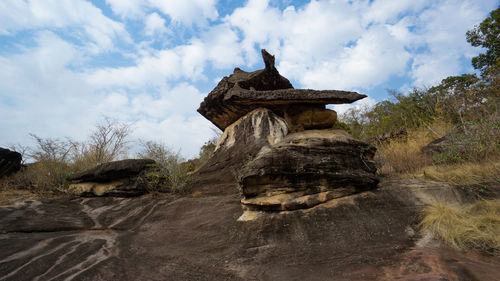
[69,159,155,183]
[1,179,499,280]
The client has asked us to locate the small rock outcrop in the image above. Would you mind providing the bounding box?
[68,159,155,197]
[194,50,379,212]
[0,147,22,179]
[421,132,460,156]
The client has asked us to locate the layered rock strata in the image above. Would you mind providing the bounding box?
[192,108,289,195]
[239,130,378,211]
[68,159,155,196]
[194,50,378,210]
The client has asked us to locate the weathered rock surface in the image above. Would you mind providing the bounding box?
[1,179,499,280]
[68,159,155,197]
[0,148,22,179]
[284,104,338,132]
[192,108,288,195]
[238,129,378,212]
[197,50,365,130]
[421,132,460,156]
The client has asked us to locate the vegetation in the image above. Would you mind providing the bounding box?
[340,7,500,255]
[340,7,500,178]
[420,200,500,256]
[137,140,190,193]
[1,118,133,192]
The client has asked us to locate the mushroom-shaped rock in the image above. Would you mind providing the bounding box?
[198,50,366,130]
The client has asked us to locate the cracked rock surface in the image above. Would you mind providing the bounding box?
[1,179,499,281]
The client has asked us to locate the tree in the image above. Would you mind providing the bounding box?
[87,117,131,164]
[466,7,500,70]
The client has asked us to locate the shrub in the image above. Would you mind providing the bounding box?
[71,117,132,171]
[137,140,190,193]
[26,134,73,191]
[432,118,500,164]
[374,121,451,175]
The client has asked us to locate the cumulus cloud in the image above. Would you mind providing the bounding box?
[144,12,169,36]
[105,0,218,27]
[148,0,218,26]
[0,0,130,52]
[0,0,496,159]
[333,96,377,117]
[105,0,145,19]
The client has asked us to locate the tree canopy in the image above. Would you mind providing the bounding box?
[466,6,500,70]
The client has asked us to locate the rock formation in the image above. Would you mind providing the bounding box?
[68,159,155,196]
[0,147,22,179]
[195,50,378,212]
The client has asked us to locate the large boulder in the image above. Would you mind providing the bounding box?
[238,129,378,212]
[68,159,155,197]
[0,147,22,179]
[198,50,365,130]
[192,108,289,195]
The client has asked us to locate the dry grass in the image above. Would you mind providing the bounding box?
[412,161,500,185]
[420,199,500,255]
[0,188,63,206]
[376,120,452,175]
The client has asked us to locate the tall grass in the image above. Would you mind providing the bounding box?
[420,200,500,256]
[415,161,500,185]
[375,120,452,175]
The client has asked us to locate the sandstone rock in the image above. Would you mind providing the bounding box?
[192,108,288,195]
[283,104,338,132]
[69,159,155,182]
[238,129,378,211]
[0,147,22,179]
[421,132,459,156]
[198,50,293,130]
[197,49,365,130]
[1,179,499,281]
[68,159,155,197]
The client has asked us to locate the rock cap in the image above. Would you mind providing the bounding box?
[198,49,366,130]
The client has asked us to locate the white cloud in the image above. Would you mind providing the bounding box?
[333,96,377,117]
[0,31,214,158]
[0,0,130,53]
[147,0,218,27]
[362,0,430,24]
[144,12,169,36]
[105,0,145,19]
[228,0,410,90]
[1,0,497,160]
[407,0,495,87]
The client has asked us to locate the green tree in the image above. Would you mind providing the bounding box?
[466,7,500,70]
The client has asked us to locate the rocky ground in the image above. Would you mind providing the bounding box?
[1,178,499,281]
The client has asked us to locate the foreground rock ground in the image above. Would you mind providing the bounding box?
[1,179,499,281]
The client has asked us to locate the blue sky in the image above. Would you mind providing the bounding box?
[0,0,498,158]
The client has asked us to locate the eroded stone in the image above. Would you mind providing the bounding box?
[238,129,378,211]
[197,50,365,130]
[191,108,289,195]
